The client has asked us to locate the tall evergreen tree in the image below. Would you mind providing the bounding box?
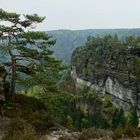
[0,9,62,97]
[126,36,140,105]
[129,105,139,128]
[112,109,126,129]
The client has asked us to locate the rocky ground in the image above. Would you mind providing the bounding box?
[40,129,140,140]
[0,117,140,140]
[40,129,80,140]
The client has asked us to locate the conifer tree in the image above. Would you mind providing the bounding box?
[112,109,126,129]
[0,9,62,97]
[129,105,139,128]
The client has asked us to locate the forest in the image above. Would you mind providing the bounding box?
[48,29,140,62]
[0,9,140,140]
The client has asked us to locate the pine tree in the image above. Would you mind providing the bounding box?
[112,108,126,129]
[0,9,62,98]
[129,105,139,128]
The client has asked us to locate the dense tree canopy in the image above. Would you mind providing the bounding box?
[71,35,140,108]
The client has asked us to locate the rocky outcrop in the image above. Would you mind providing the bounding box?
[62,36,140,113]
[71,66,133,111]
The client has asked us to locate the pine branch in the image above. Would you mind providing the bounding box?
[16,64,33,75]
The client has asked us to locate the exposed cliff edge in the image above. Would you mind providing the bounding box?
[71,66,133,111]
[61,36,140,113]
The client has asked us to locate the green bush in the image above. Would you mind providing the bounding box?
[65,115,73,128]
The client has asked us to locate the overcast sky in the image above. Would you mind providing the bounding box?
[1,0,140,31]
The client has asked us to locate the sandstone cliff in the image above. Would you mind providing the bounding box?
[62,36,140,113]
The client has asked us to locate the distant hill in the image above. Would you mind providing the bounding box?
[47,28,140,62]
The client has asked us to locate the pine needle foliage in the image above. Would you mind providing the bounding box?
[0,9,63,95]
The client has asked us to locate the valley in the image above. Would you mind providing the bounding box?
[0,8,140,140]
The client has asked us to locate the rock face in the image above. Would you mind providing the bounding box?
[71,66,133,111]
[63,36,140,113]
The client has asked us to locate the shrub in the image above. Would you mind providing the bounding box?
[79,127,113,140]
[29,111,54,134]
[2,118,38,140]
[3,101,16,118]
[14,94,47,111]
[3,94,54,134]
[112,109,125,129]
[65,115,73,128]
[112,127,140,140]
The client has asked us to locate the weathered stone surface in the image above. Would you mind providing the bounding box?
[71,66,133,111]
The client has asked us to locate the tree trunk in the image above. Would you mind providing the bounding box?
[11,55,16,95]
[8,34,16,99]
